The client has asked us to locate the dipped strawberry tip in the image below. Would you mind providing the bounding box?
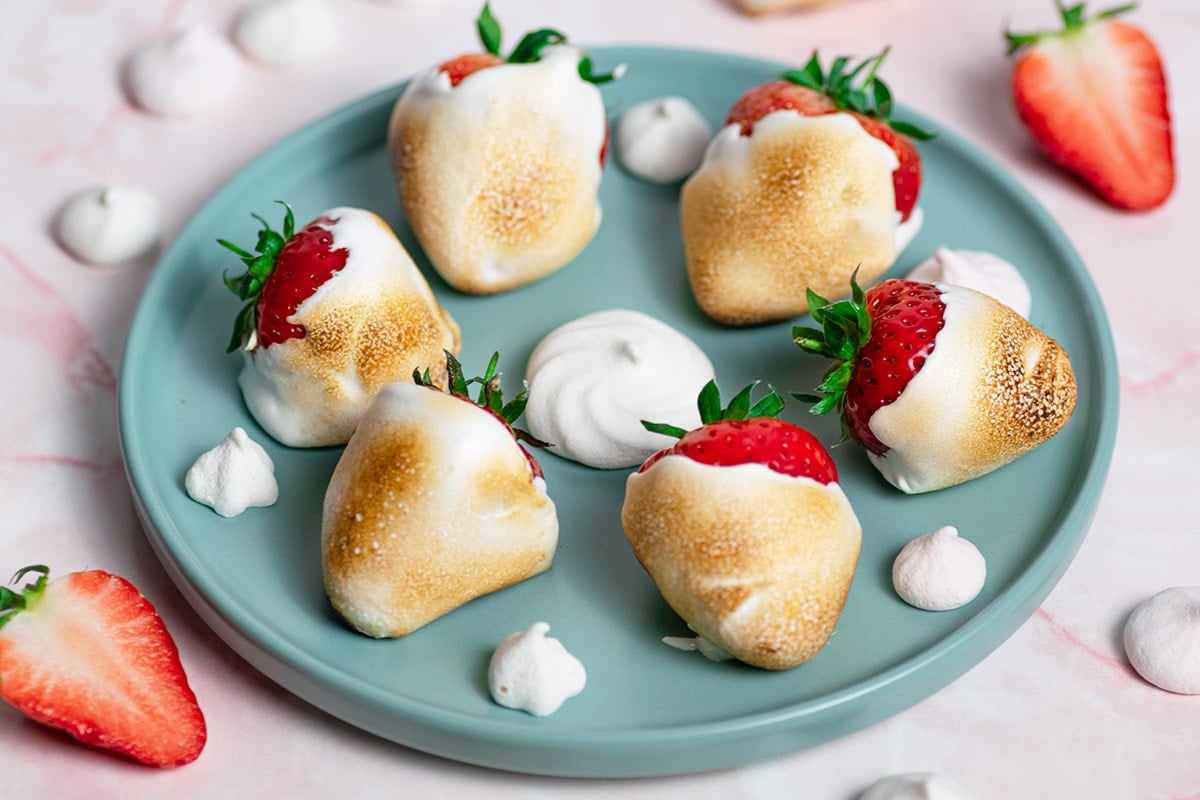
[780,48,936,141]
[791,270,873,437]
[1004,1,1139,55]
[642,378,786,440]
[218,200,295,353]
[414,350,550,451]
[470,2,622,85]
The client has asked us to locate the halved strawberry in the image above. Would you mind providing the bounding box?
[724,49,934,221]
[0,565,205,767]
[1005,1,1174,211]
[219,202,349,352]
[435,2,621,164]
[640,380,837,484]
[415,350,549,479]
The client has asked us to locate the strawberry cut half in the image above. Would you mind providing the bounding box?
[723,48,935,221]
[0,565,206,767]
[640,379,838,485]
[793,273,947,455]
[1005,1,1174,211]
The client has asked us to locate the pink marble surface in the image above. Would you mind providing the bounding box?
[2,0,1197,796]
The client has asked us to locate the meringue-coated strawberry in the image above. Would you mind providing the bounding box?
[1005,1,1174,211]
[725,49,933,221]
[0,565,206,767]
[794,274,1078,493]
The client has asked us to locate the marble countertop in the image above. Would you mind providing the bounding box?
[3,0,1197,796]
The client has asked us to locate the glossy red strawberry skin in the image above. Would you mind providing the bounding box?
[438,52,506,87]
[1010,19,1173,210]
[256,216,349,348]
[0,570,206,767]
[725,80,922,221]
[844,280,946,455]
[639,417,839,485]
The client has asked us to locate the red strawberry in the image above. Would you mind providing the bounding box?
[436,2,620,163]
[724,49,934,221]
[1005,2,1174,211]
[0,565,205,767]
[640,379,838,484]
[794,274,1077,494]
[219,202,349,352]
[414,350,550,479]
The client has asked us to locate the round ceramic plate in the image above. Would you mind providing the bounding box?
[119,47,1118,778]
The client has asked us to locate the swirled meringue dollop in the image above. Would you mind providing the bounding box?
[56,185,161,265]
[488,622,586,716]
[892,526,985,611]
[524,310,715,469]
[1124,587,1200,694]
[185,427,279,517]
[907,247,1031,319]
[861,772,973,800]
[233,0,337,67]
[125,25,243,117]
[617,96,714,184]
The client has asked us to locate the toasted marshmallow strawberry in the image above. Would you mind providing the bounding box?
[322,352,557,638]
[220,204,460,448]
[387,4,621,294]
[681,50,932,326]
[795,276,1077,494]
[621,381,861,670]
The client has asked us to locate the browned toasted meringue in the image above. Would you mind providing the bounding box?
[622,457,861,670]
[681,112,899,325]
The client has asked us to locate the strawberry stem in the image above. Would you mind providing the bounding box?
[780,49,936,141]
[414,351,549,449]
[791,270,873,437]
[1005,1,1138,55]
[641,379,786,440]
[0,565,49,630]
[218,201,295,353]
[471,1,621,84]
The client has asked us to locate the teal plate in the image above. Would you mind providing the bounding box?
[119,47,1118,778]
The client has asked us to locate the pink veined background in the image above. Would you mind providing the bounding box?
[1,0,1197,797]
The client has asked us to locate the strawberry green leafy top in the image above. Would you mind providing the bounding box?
[218,200,294,353]
[475,2,621,84]
[781,48,935,141]
[0,565,50,631]
[642,379,786,440]
[414,351,549,449]
[1005,1,1139,55]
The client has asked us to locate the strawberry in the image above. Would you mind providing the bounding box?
[640,379,837,484]
[437,2,620,163]
[794,273,1078,493]
[219,201,348,352]
[324,351,558,638]
[1005,2,1174,211]
[0,565,205,767]
[623,381,861,670]
[413,350,549,479]
[724,49,934,221]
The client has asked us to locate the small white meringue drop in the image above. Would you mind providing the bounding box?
[488,622,586,716]
[892,526,986,611]
[185,427,279,518]
[861,772,973,800]
[1124,587,1200,694]
[233,0,338,67]
[907,247,1032,319]
[56,186,161,265]
[617,96,714,184]
[125,25,243,117]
